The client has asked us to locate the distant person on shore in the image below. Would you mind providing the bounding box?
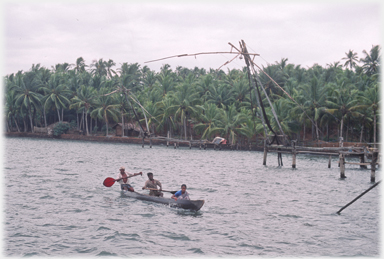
[171,184,190,200]
[142,172,163,197]
[116,166,142,192]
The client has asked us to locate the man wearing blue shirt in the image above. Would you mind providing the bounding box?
[172,184,190,200]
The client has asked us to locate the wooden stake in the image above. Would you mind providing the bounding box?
[359,154,367,169]
[339,153,346,178]
[263,139,268,165]
[371,152,378,182]
[328,155,332,168]
[292,141,296,168]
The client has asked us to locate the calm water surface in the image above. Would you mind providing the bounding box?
[3,137,381,257]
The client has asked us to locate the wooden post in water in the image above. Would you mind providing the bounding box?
[189,141,192,149]
[359,154,367,169]
[371,151,378,182]
[174,143,177,149]
[263,139,268,165]
[328,155,332,168]
[142,136,145,148]
[167,131,169,147]
[291,140,296,168]
[339,153,346,178]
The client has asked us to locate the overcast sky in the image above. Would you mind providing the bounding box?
[2,0,382,76]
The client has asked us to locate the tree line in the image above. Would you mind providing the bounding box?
[3,45,380,145]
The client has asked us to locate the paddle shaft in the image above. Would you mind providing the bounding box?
[115,174,140,182]
[103,173,142,187]
[144,187,177,194]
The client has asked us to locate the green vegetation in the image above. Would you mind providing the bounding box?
[3,46,381,145]
[53,122,70,136]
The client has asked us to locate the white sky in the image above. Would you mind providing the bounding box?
[1,0,382,76]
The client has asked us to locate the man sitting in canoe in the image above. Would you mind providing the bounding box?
[171,184,190,200]
[116,166,142,192]
[142,172,163,197]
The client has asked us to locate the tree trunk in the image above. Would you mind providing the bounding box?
[43,108,47,128]
[105,114,109,136]
[79,111,84,131]
[85,109,89,136]
[340,116,344,139]
[57,109,61,122]
[6,119,10,132]
[373,111,377,147]
[121,112,125,137]
[360,123,364,143]
[77,113,80,130]
[13,115,20,132]
[184,116,187,140]
[23,117,27,132]
[90,116,93,134]
[28,104,34,133]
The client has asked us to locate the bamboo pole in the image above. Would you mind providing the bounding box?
[144,51,260,64]
[337,180,381,214]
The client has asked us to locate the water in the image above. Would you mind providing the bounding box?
[3,137,381,257]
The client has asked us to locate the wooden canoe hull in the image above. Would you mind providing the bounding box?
[122,191,204,211]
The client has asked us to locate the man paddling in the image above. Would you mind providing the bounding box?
[171,184,190,200]
[116,166,142,192]
[142,172,163,197]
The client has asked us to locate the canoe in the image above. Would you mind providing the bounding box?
[121,191,205,211]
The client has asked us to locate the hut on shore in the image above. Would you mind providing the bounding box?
[112,122,144,137]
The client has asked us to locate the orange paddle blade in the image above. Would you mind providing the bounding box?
[103,177,116,187]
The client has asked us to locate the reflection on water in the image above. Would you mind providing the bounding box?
[4,137,380,257]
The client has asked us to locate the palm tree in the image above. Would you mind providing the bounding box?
[70,85,95,135]
[356,82,380,146]
[5,90,21,132]
[325,80,359,140]
[342,50,359,70]
[167,80,202,139]
[216,104,247,145]
[193,103,222,139]
[40,74,71,122]
[73,57,87,73]
[90,59,108,77]
[206,81,235,107]
[298,76,327,140]
[105,59,117,79]
[360,45,381,76]
[91,87,120,136]
[13,72,42,132]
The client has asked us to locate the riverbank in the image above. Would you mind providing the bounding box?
[4,131,374,152]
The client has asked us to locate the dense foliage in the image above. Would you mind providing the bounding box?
[3,46,381,145]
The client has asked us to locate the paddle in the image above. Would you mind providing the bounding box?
[144,187,178,194]
[103,173,142,187]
